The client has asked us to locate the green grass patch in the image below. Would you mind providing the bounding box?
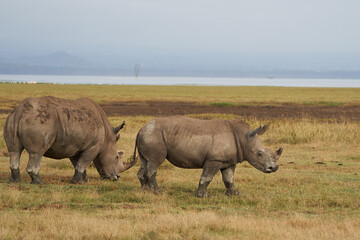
[302,101,345,107]
[209,102,236,107]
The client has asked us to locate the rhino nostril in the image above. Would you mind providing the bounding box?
[265,165,278,173]
[266,165,278,173]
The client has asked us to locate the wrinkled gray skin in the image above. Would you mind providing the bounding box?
[135,116,283,198]
[4,96,137,184]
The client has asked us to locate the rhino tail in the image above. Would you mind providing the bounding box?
[121,132,140,172]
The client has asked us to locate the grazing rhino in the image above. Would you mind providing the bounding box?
[135,116,283,197]
[4,96,137,184]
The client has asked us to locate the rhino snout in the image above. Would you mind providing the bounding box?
[101,173,120,181]
[110,174,120,181]
[265,164,278,173]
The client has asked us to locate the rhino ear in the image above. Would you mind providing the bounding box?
[276,146,283,156]
[257,124,269,135]
[246,124,269,139]
[116,134,120,142]
[113,121,126,134]
[118,150,124,158]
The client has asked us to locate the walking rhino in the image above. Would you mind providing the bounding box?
[135,116,283,197]
[4,96,137,184]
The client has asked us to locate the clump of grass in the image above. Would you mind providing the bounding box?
[263,118,360,146]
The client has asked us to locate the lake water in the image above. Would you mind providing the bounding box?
[1,75,360,88]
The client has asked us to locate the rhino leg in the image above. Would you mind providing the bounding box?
[10,168,21,183]
[137,158,148,188]
[71,169,85,184]
[71,148,97,184]
[137,146,165,194]
[145,161,161,194]
[221,165,240,196]
[195,166,220,198]
[9,151,22,183]
[70,157,88,183]
[26,153,44,184]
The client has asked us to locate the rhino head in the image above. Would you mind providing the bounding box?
[93,121,137,181]
[243,124,283,173]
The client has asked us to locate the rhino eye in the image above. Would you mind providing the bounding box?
[116,156,119,160]
[257,151,263,157]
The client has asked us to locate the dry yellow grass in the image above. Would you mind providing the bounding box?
[1,208,360,240]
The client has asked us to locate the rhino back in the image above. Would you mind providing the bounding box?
[14,97,107,159]
[139,116,240,168]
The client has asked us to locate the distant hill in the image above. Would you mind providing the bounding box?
[17,51,93,68]
[1,50,360,79]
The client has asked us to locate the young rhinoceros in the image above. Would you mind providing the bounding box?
[4,96,137,184]
[135,116,283,197]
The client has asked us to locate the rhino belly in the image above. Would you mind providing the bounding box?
[44,144,81,159]
[166,149,205,169]
[43,137,91,159]
[163,133,212,169]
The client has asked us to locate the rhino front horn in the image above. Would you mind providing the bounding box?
[119,156,138,173]
[276,146,284,156]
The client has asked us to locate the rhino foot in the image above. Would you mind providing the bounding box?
[195,191,210,198]
[70,169,85,184]
[82,170,88,183]
[9,178,20,183]
[139,178,149,188]
[70,178,84,184]
[153,188,161,195]
[9,168,21,183]
[225,188,240,196]
[140,185,161,195]
[141,185,149,190]
[29,172,44,184]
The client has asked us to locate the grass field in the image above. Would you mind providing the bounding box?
[1,83,360,111]
[0,83,360,239]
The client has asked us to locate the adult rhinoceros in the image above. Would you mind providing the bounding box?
[4,96,137,184]
[135,116,283,197]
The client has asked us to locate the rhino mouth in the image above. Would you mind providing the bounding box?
[112,174,120,181]
[99,171,120,181]
[102,174,120,181]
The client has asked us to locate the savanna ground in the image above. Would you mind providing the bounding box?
[0,83,360,240]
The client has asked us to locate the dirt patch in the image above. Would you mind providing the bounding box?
[100,101,360,121]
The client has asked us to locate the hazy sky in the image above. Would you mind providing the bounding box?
[1,0,360,56]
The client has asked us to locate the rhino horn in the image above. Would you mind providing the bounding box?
[119,147,138,173]
[246,124,269,138]
[113,121,126,134]
[119,156,138,173]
